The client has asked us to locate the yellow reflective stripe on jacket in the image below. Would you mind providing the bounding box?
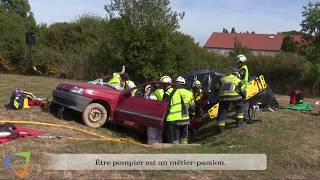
[217,122,226,127]
[219,74,242,97]
[14,99,20,109]
[236,114,244,119]
[220,92,239,97]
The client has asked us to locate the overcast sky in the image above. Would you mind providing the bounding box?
[29,0,318,45]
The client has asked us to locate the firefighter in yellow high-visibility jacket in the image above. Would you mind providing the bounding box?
[235,54,252,124]
[163,76,194,144]
[216,72,246,133]
[192,80,204,118]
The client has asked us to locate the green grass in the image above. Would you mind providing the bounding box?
[0,74,319,179]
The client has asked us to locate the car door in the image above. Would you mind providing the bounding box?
[115,83,168,128]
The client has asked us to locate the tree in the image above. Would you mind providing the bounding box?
[0,0,35,30]
[222,28,228,33]
[302,60,320,95]
[300,2,320,63]
[281,35,298,53]
[301,2,320,39]
[229,39,250,58]
[251,31,255,34]
[0,7,28,71]
[231,27,236,33]
[98,0,185,82]
[32,15,106,79]
[0,0,31,17]
[300,2,320,93]
[0,0,36,73]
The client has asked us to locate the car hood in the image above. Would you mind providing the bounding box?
[57,82,122,95]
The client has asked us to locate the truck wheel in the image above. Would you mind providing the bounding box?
[82,103,108,128]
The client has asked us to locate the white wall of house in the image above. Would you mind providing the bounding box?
[207,48,280,57]
[207,48,232,56]
[251,50,279,57]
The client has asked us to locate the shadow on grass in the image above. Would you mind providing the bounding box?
[46,102,82,122]
[103,123,147,143]
[196,117,262,142]
[46,102,147,143]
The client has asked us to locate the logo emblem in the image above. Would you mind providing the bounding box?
[3,152,31,178]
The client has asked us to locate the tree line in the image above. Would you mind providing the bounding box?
[0,0,228,82]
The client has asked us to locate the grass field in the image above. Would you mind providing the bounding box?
[0,74,320,179]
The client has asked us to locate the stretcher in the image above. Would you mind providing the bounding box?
[208,75,267,119]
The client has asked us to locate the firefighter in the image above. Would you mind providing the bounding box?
[192,80,204,118]
[144,85,157,100]
[217,72,246,133]
[146,75,171,144]
[121,73,136,89]
[161,75,177,143]
[154,76,170,101]
[107,65,126,87]
[163,76,192,144]
[235,54,251,124]
[174,76,194,144]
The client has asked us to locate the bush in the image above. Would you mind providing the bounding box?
[247,52,310,95]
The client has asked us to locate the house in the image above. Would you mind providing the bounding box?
[204,32,302,56]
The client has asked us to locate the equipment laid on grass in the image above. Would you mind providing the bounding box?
[8,90,24,110]
[290,90,303,104]
[8,90,48,110]
[280,103,312,111]
[0,123,45,143]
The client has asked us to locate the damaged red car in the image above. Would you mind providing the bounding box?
[52,81,171,129]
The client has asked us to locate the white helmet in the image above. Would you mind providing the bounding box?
[192,80,201,88]
[175,76,186,85]
[236,54,247,63]
[160,76,172,83]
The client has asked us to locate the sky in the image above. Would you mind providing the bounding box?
[29,0,318,45]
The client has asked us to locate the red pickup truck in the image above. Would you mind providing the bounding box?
[52,81,170,129]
